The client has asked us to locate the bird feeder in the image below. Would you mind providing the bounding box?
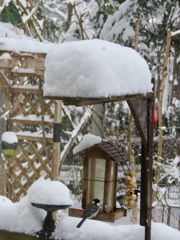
[1,132,18,160]
[122,172,138,208]
[69,140,127,222]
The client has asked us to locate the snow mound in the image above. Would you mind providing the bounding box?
[27,177,73,205]
[1,131,18,144]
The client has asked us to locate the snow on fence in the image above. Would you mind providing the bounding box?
[153,184,180,230]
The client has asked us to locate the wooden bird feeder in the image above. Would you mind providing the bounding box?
[68,141,127,222]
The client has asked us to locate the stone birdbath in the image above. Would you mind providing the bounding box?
[31,203,71,237]
[28,177,73,238]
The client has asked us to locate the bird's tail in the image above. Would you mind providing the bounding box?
[76,217,87,228]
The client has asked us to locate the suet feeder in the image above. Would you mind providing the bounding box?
[69,140,127,222]
[122,172,138,208]
[1,132,18,160]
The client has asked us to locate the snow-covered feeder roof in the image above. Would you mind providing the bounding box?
[73,134,126,163]
[44,39,153,105]
[73,134,102,155]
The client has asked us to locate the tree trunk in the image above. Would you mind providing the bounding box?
[153,30,171,208]
[129,18,140,224]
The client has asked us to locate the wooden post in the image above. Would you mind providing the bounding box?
[146,98,154,240]
[140,142,147,226]
[89,158,96,201]
[52,100,62,181]
[82,156,89,209]
[103,160,112,213]
[140,97,154,240]
[167,206,171,226]
[0,161,6,196]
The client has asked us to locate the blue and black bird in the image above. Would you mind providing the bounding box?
[76,198,100,228]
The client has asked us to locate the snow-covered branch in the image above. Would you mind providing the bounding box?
[171,30,180,37]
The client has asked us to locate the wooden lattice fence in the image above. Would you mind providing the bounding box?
[0,49,92,201]
[0,51,59,201]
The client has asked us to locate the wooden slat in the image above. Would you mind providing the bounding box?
[16,133,53,142]
[24,93,41,116]
[44,92,154,106]
[29,142,52,176]
[0,59,21,69]
[9,166,27,195]
[0,72,11,92]
[12,86,39,94]
[14,155,33,185]
[0,56,45,71]
[103,160,113,213]
[9,117,54,126]
[18,144,40,179]
[68,208,127,223]
[41,100,54,118]
[127,99,148,145]
[12,95,28,116]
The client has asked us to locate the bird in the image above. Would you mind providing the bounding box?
[134,189,141,196]
[76,198,100,228]
[116,194,128,208]
[116,189,141,208]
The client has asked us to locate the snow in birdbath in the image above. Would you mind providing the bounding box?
[73,134,102,155]
[1,131,18,144]
[28,177,73,205]
[44,39,152,98]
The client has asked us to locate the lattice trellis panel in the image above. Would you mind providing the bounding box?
[0,52,58,201]
[5,139,53,201]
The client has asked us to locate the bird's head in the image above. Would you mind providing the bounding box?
[92,198,100,205]
[134,189,141,196]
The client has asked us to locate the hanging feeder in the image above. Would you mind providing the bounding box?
[122,172,138,208]
[69,140,127,222]
[1,131,18,160]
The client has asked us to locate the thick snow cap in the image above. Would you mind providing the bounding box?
[44,39,152,98]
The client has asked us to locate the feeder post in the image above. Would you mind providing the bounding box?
[52,100,62,180]
[140,97,154,240]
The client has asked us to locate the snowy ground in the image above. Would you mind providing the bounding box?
[0,178,179,240]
